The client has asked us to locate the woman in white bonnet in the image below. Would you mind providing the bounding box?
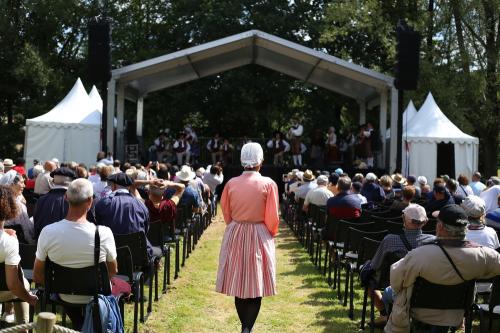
[216,142,279,333]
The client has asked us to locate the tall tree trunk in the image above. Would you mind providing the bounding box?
[480,0,499,176]
[450,0,470,75]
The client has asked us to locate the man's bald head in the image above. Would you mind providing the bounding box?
[44,161,57,172]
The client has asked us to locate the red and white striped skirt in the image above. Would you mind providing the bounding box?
[216,221,276,299]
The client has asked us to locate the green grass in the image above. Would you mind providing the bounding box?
[125,215,370,333]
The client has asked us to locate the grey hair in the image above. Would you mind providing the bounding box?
[66,179,93,206]
[337,176,352,192]
[441,222,467,240]
[32,165,44,178]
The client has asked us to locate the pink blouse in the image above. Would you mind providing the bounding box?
[220,171,280,236]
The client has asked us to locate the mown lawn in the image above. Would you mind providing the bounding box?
[122,214,477,333]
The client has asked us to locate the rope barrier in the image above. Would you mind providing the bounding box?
[0,312,79,333]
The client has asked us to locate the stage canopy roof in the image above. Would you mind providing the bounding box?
[111,30,394,102]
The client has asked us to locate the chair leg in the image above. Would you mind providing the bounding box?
[154,262,159,302]
[164,248,170,292]
[134,283,139,333]
[140,276,145,323]
[349,267,355,320]
[148,272,154,315]
[370,293,375,333]
[175,239,180,278]
[343,265,349,306]
[324,243,329,277]
[360,287,368,330]
[182,232,187,266]
[336,260,342,300]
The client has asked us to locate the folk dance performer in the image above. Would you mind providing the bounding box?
[216,142,279,333]
[266,131,290,166]
[288,117,304,167]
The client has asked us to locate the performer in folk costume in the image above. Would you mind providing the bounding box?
[288,117,304,167]
[207,133,223,165]
[266,131,290,166]
[220,138,234,166]
[325,126,338,162]
[216,142,279,333]
[173,132,191,166]
[154,129,167,162]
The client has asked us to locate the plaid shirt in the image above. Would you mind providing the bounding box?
[371,229,435,270]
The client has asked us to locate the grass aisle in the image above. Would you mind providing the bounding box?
[135,216,360,333]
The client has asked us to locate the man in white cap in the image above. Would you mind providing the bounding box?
[303,175,332,212]
[462,195,499,249]
[365,204,435,326]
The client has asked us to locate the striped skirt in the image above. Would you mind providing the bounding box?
[215,221,276,299]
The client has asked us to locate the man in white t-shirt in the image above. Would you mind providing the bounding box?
[463,195,500,249]
[33,178,117,330]
[303,175,333,212]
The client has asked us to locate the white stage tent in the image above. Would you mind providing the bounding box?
[402,92,479,182]
[24,78,102,167]
[386,100,418,139]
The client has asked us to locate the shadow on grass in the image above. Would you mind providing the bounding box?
[276,221,373,332]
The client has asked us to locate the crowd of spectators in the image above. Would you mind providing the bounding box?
[0,153,225,329]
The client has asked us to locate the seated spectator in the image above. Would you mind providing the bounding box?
[351,181,367,205]
[366,204,434,326]
[352,173,364,184]
[470,171,486,196]
[25,165,43,190]
[3,159,14,172]
[456,174,474,197]
[446,178,464,205]
[26,159,39,180]
[361,173,385,204]
[12,158,27,179]
[327,173,340,195]
[96,173,160,259]
[418,176,431,195]
[386,204,500,332]
[425,179,454,214]
[406,175,420,199]
[380,175,394,200]
[462,195,500,249]
[295,170,317,201]
[1,171,35,244]
[0,185,38,327]
[34,161,57,195]
[481,184,500,214]
[326,176,361,219]
[33,179,117,330]
[170,165,202,213]
[485,194,500,230]
[33,168,76,239]
[145,181,185,237]
[390,186,415,213]
[93,165,114,201]
[303,175,333,212]
[203,165,224,212]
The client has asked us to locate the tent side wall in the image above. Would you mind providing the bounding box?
[24,122,101,167]
[454,142,479,180]
[403,141,438,182]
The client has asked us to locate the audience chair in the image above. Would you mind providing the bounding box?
[116,246,140,333]
[147,221,171,297]
[475,275,500,332]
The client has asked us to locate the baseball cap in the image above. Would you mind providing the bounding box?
[460,195,486,221]
[403,204,428,223]
[433,184,447,193]
[432,204,468,226]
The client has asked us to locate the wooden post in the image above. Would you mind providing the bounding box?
[36,312,56,333]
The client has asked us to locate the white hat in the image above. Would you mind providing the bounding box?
[240,142,264,168]
[317,175,329,185]
[176,165,195,181]
[402,204,427,223]
[461,195,486,220]
[417,176,428,185]
[365,173,377,181]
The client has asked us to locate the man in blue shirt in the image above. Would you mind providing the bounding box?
[95,173,160,258]
[33,167,77,238]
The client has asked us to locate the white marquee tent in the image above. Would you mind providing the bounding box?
[402,92,479,181]
[386,100,418,138]
[24,78,102,166]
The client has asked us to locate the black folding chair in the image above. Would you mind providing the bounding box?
[41,259,112,332]
[475,275,500,332]
[114,231,158,322]
[147,221,171,297]
[116,246,140,333]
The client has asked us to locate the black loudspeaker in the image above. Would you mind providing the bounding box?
[88,19,111,83]
[394,21,421,90]
[126,120,137,143]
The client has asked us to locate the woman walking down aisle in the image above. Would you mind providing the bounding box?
[216,142,280,333]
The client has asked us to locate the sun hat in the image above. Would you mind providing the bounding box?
[417,176,428,186]
[176,165,196,181]
[391,173,407,185]
[302,169,315,182]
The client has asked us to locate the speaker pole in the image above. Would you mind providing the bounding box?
[396,89,404,172]
[101,80,108,152]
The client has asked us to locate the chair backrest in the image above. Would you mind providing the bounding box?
[357,237,381,267]
[330,220,376,244]
[5,225,27,244]
[19,243,37,270]
[345,227,388,254]
[375,251,407,289]
[308,204,318,220]
[316,206,327,228]
[147,221,165,248]
[375,220,404,235]
[116,246,134,282]
[410,277,475,310]
[114,232,150,270]
[0,262,24,291]
[44,259,111,296]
